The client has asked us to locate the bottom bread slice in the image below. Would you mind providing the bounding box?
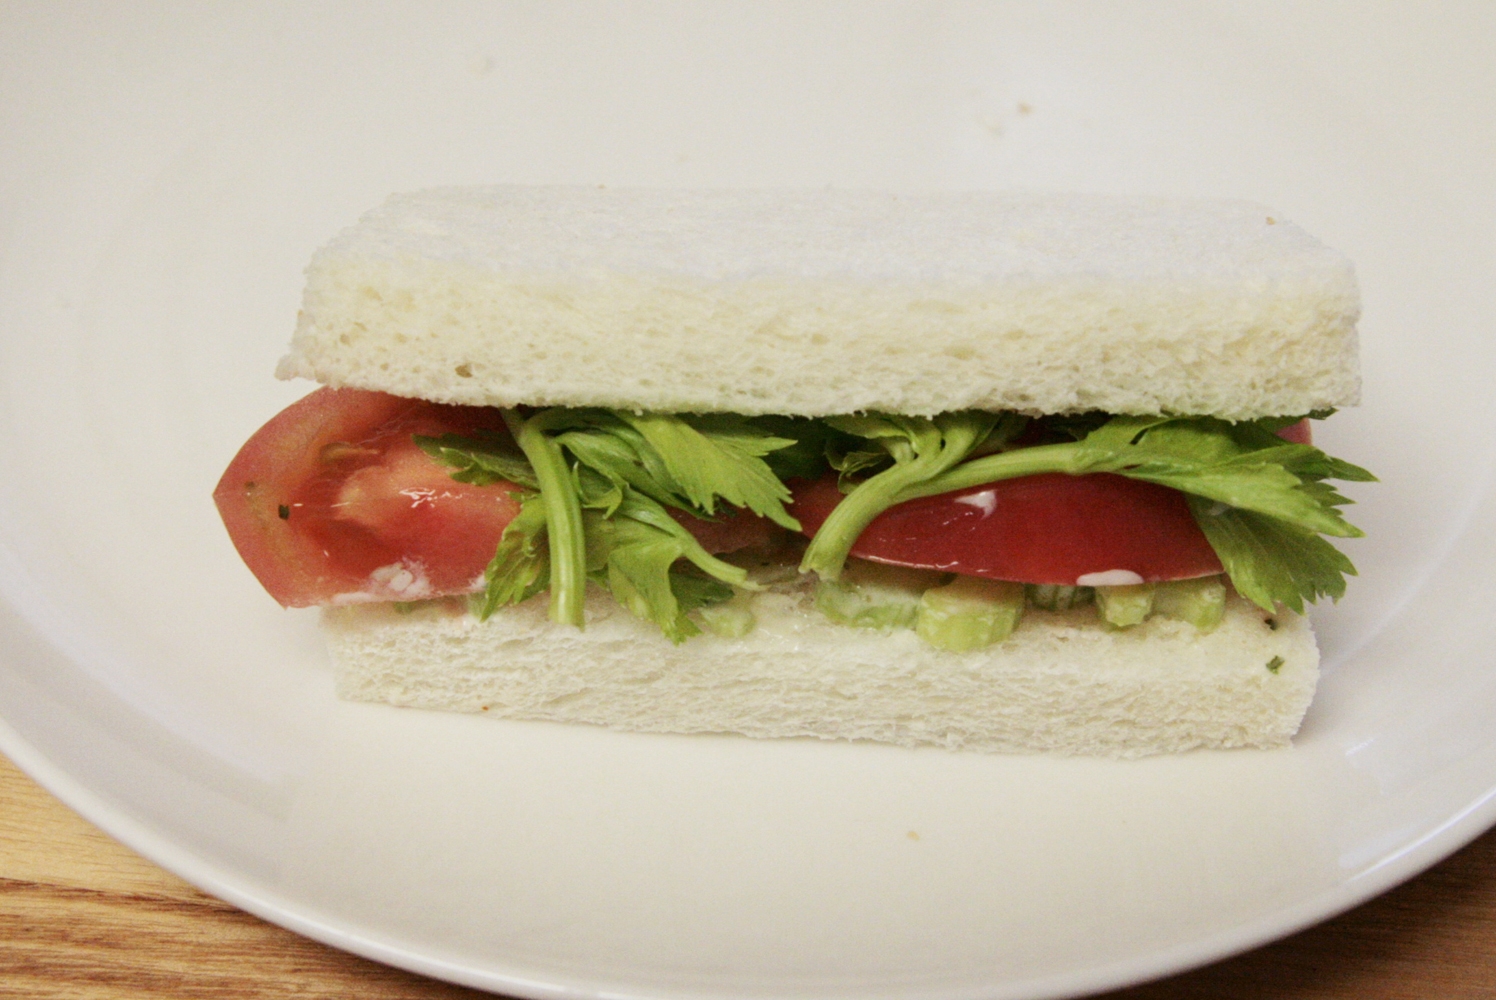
[323,579,1318,757]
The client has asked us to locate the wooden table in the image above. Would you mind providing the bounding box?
[3,752,1494,1000]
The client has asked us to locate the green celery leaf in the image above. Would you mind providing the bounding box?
[1074,416,1370,606]
[1109,455,1362,537]
[547,411,805,530]
[964,412,1030,456]
[1276,447,1377,484]
[552,425,684,511]
[610,491,754,589]
[671,572,735,613]
[589,511,742,644]
[474,491,550,619]
[614,411,801,529]
[527,410,680,504]
[602,527,700,643]
[826,443,892,491]
[573,464,626,517]
[577,489,753,642]
[1068,417,1365,536]
[414,431,539,489]
[1075,415,1232,462]
[682,413,799,459]
[1039,412,1112,442]
[1188,496,1357,613]
[742,415,837,481]
[823,413,933,464]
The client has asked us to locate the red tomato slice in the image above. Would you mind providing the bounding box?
[789,472,1223,585]
[216,388,782,606]
[215,388,524,606]
[1276,418,1312,445]
[670,505,781,554]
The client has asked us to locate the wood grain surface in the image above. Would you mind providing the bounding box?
[2,751,1494,1000]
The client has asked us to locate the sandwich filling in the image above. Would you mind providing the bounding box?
[215,387,1373,649]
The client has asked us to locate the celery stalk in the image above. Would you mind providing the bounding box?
[800,413,999,581]
[916,577,1025,651]
[1095,584,1156,627]
[504,409,588,628]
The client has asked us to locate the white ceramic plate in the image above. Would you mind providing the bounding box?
[3,4,1494,998]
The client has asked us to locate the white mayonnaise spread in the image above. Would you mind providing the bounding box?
[330,561,435,605]
[953,489,997,516]
[1076,569,1146,587]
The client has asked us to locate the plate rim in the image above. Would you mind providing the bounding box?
[5,698,1496,1000]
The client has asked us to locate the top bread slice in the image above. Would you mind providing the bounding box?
[277,187,1360,420]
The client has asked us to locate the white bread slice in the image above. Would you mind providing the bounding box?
[277,187,1360,420]
[324,583,1318,758]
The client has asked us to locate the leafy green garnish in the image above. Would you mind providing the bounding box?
[421,408,799,641]
[1037,411,1111,442]
[611,411,801,529]
[584,507,741,643]
[414,431,538,489]
[826,442,892,490]
[474,491,551,619]
[813,412,1374,613]
[1188,500,1357,614]
[742,415,842,481]
[504,409,590,627]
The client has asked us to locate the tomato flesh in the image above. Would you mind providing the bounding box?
[789,472,1223,585]
[299,434,524,600]
[1276,418,1312,445]
[215,388,524,605]
[670,505,781,554]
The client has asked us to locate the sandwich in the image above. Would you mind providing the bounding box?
[214,186,1372,756]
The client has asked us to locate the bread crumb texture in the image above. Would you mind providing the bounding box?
[278,187,1360,420]
[323,584,1318,758]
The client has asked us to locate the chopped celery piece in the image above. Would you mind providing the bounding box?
[815,559,948,630]
[1025,584,1094,611]
[698,596,757,638]
[1096,583,1156,628]
[1153,575,1227,632]
[392,598,455,616]
[916,576,1025,652]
